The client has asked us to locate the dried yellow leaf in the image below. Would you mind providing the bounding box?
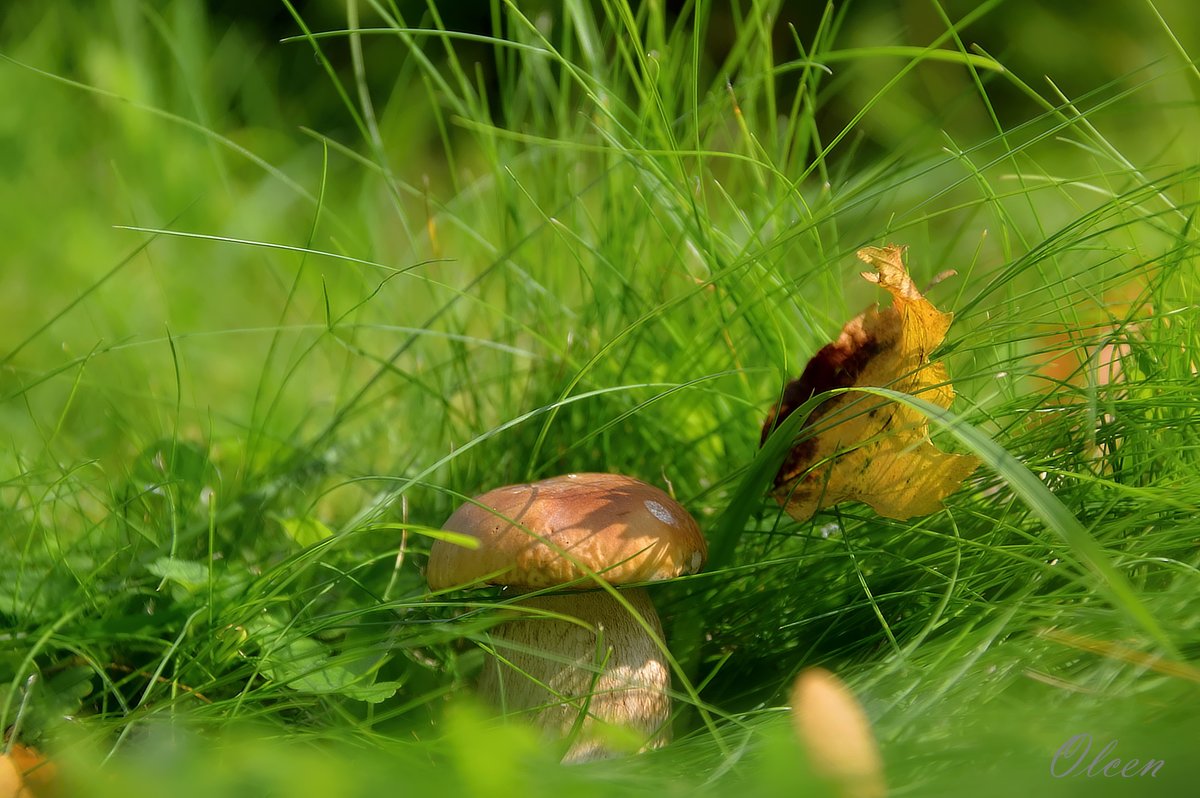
[762,245,979,521]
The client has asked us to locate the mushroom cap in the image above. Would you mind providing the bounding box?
[427,473,707,590]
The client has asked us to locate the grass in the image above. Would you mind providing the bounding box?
[2,0,1199,795]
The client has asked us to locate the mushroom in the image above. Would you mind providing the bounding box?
[427,472,706,763]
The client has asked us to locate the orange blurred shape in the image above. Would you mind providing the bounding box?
[1034,278,1147,389]
[1034,331,1129,388]
[0,745,56,798]
[790,668,887,798]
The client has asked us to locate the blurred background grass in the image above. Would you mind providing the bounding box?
[2,1,1199,795]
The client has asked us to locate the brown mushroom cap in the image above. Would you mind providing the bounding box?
[427,473,707,590]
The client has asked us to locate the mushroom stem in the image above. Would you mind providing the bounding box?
[478,587,671,763]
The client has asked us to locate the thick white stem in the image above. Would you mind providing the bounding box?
[477,587,671,763]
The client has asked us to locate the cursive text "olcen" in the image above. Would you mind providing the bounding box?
[1050,733,1164,779]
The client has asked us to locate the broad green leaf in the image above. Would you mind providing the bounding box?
[263,636,400,704]
[276,515,335,548]
[148,557,208,591]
